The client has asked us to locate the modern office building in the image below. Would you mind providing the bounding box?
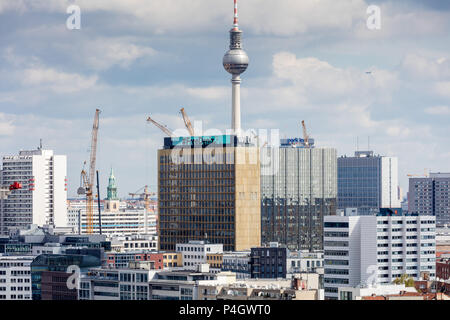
[1,147,67,234]
[408,173,450,226]
[260,140,337,251]
[158,135,261,252]
[323,210,436,300]
[338,151,401,215]
[0,255,34,300]
[249,243,288,279]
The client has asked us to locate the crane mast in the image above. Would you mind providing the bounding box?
[146,116,174,137]
[302,120,310,148]
[180,107,195,136]
[80,109,101,234]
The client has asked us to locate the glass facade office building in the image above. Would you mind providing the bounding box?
[261,146,337,251]
[158,135,261,252]
[338,151,400,216]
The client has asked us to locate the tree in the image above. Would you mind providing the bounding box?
[393,274,415,287]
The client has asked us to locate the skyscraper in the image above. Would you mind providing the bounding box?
[408,173,450,226]
[0,147,67,235]
[338,151,401,215]
[158,136,261,252]
[260,140,337,251]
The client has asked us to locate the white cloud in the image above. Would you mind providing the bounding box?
[185,87,228,100]
[435,82,450,98]
[22,67,98,93]
[401,54,450,80]
[0,113,15,136]
[80,38,157,71]
[425,106,450,115]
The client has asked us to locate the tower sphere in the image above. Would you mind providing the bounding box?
[223,49,249,75]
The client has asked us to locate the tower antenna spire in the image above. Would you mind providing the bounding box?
[233,0,239,29]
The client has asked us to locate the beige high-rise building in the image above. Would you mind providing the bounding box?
[158,135,260,252]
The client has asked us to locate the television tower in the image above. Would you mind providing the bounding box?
[223,0,249,135]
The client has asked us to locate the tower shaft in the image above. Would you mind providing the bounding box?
[232,74,241,133]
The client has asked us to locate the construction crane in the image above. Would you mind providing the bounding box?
[0,182,22,200]
[179,107,195,136]
[129,185,158,234]
[146,116,174,137]
[301,120,310,148]
[407,169,430,178]
[78,109,101,234]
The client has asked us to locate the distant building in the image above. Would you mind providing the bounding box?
[158,135,261,252]
[31,253,102,300]
[250,244,288,279]
[0,255,34,300]
[338,151,401,215]
[67,169,157,236]
[323,210,436,300]
[408,173,450,226]
[338,284,419,300]
[1,148,67,234]
[106,252,163,270]
[176,240,223,273]
[261,142,337,251]
[222,251,251,279]
[79,267,154,300]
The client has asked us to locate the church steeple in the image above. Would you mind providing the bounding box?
[107,167,119,200]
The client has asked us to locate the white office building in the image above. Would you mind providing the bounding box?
[323,212,436,300]
[0,255,34,300]
[1,148,67,234]
[67,200,157,237]
[176,240,223,269]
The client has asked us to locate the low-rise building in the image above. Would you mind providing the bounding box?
[338,284,417,300]
[176,241,223,271]
[222,251,250,279]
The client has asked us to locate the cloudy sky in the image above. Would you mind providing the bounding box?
[0,0,449,198]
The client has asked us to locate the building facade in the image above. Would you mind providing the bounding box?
[1,148,67,234]
[261,144,337,250]
[176,240,223,271]
[0,255,34,300]
[323,211,436,300]
[408,173,450,226]
[250,244,288,279]
[338,151,401,215]
[158,135,261,252]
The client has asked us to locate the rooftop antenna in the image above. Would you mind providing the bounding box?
[356,137,359,152]
[368,136,370,151]
[38,139,43,150]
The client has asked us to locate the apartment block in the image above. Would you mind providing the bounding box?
[1,148,67,234]
[408,173,450,226]
[323,211,436,300]
[0,255,34,300]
